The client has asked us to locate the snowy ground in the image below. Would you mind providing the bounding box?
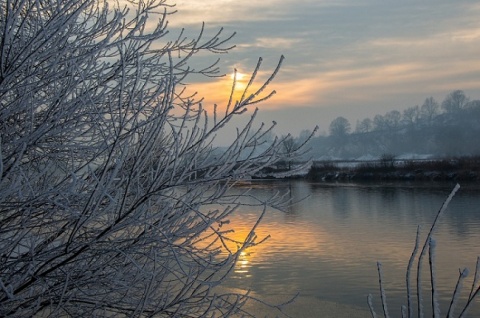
[313,153,435,168]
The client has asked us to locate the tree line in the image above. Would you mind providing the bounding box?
[305,90,480,159]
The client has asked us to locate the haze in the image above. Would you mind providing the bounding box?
[166,1,480,144]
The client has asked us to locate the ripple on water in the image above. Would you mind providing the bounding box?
[222,181,480,315]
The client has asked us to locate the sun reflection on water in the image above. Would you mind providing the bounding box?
[234,251,252,277]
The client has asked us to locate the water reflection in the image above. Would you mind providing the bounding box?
[221,181,480,315]
[235,251,252,277]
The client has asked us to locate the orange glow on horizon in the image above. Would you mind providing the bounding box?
[183,71,263,114]
[183,71,320,116]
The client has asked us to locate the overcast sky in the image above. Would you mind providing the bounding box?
[166,1,480,143]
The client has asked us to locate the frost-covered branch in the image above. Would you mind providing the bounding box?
[0,1,300,316]
[368,184,480,318]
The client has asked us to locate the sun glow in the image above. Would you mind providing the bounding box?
[230,71,248,91]
[230,71,247,81]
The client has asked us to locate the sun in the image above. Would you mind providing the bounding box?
[228,70,249,92]
[230,70,247,81]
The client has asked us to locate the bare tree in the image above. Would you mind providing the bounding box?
[466,99,480,110]
[402,105,420,127]
[373,114,386,131]
[280,135,297,170]
[355,118,373,133]
[384,110,401,130]
[421,97,439,125]
[442,90,469,113]
[329,116,351,137]
[0,1,298,316]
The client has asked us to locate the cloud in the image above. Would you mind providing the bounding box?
[170,0,353,27]
[450,28,480,43]
[186,50,480,117]
[171,0,283,26]
[238,37,303,49]
[132,0,480,140]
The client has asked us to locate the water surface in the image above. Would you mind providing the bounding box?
[220,180,480,316]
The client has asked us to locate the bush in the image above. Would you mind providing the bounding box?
[380,153,396,170]
[0,1,299,316]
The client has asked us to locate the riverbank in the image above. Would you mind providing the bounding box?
[258,156,480,182]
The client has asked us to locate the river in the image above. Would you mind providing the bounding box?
[218,180,480,317]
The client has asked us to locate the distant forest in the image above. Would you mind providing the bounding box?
[294,90,480,160]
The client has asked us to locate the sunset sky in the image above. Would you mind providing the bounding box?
[166,1,480,143]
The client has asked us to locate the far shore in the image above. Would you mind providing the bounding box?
[256,156,480,182]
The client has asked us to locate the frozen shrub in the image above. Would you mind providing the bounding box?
[0,1,305,316]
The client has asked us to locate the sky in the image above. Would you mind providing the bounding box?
[165,1,480,144]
